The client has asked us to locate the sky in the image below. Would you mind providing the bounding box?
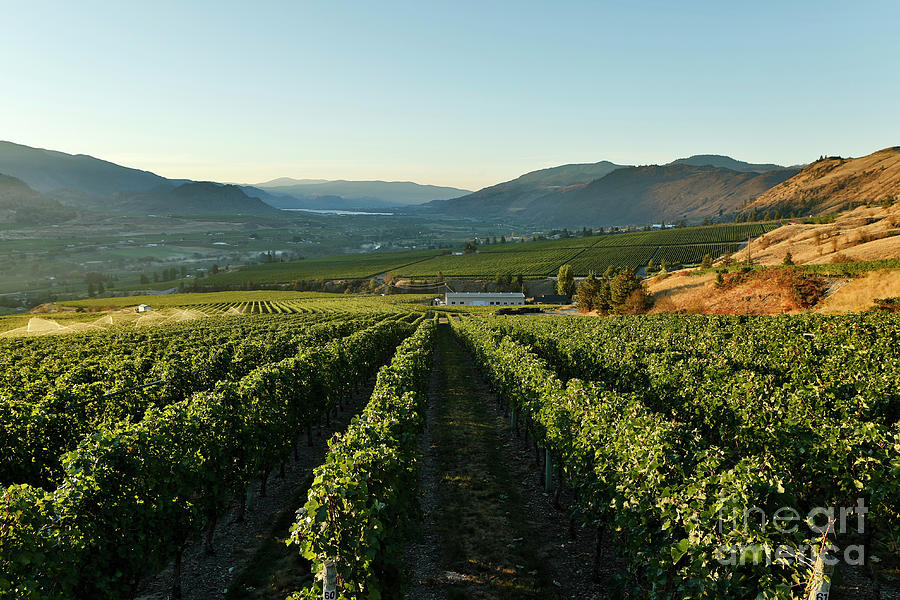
[1,0,898,190]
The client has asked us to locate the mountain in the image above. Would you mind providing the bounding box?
[0,173,77,225]
[254,177,329,187]
[0,141,180,201]
[744,147,900,215]
[669,154,790,173]
[0,141,282,216]
[427,161,799,227]
[253,179,472,208]
[115,182,281,216]
[527,164,800,227]
[424,161,627,215]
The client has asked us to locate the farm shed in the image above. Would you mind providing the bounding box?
[136,304,152,312]
[444,292,525,306]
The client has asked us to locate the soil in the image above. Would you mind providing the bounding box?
[404,324,617,599]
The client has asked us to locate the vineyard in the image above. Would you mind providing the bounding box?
[2,298,897,599]
[397,222,783,278]
[183,222,783,286]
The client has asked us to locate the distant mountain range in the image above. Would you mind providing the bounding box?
[4,140,889,228]
[668,154,792,173]
[250,178,472,210]
[0,141,472,217]
[422,155,801,226]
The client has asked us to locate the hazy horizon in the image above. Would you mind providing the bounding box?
[2,1,897,190]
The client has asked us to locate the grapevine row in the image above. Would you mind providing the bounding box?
[288,319,437,599]
[452,316,899,598]
[0,317,416,600]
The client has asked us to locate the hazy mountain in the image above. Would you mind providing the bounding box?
[115,182,282,216]
[0,173,77,225]
[669,154,789,173]
[0,141,284,216]
[744,147,900,215]
[254,177,329,187]
[528,164,800,227]
[0,141,181,201]
[254,179,472,208]
[425,161,627,215]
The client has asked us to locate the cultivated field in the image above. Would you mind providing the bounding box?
[1,293,897,600]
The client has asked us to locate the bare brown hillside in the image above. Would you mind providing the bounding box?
[646,201,900,315]
[745,147,900,215]
[734,202,900,265]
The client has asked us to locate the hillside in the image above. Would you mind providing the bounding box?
[424,161,627,216]
[732,202,900,266]
[530,165,799,227]
[0,173,77,225]
[744,147,900,215]
[0,141,179,203]
[115,182,282,216]
[254,179,471,209]
[668,154,790,173]
[425,158,798,227]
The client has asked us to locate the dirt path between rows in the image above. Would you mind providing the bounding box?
[404,324,611,599]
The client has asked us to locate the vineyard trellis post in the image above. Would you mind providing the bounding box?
[544,448,552,492]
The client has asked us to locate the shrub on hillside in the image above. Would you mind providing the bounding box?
[714,267,828,309]
[872,297,900,313]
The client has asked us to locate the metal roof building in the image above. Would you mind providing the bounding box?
[444,292,525,306]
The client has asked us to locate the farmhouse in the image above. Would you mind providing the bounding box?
[136,304,152,312]
[444,292,525,306]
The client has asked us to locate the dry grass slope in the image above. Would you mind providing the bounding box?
[733,202,900,266]
[747,147,900,215]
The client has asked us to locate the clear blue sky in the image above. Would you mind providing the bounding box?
[2,0,898,190]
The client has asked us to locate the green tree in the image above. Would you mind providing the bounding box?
[556,264,576,297]
[701,254,713,269]
[602,265,617,280]
[783,251,795,266]
[609,268,640,307]
[576,272,601,312]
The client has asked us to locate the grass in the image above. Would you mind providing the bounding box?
[427,326,552,599]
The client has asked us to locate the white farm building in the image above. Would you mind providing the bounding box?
[444,292,525,306]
